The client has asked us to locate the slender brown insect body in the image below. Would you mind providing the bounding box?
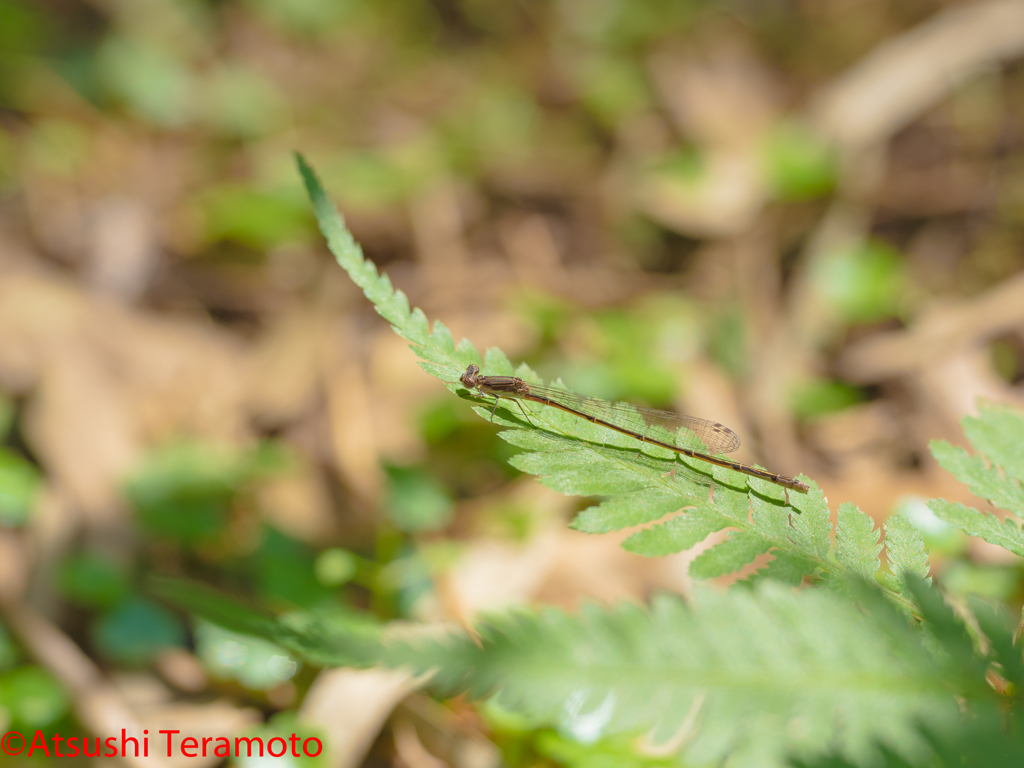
[460,364,810,494]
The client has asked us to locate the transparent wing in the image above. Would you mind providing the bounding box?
[519,383,741,455]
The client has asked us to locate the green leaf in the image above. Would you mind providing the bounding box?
[927,499,1024,557]
[314,548,358,587]
[930,440,1024,517]
[0,665,69,728]
[199,184,311,248]
[385,464,454,532]
[195,621,300,690]
[297,155,928,605]
[902,577,984,683]
[812,240,906,324]
[787,484,832,560]
[57,552,132,609]
[233,712,326,767]
[762,121,837,202]
[882,515,930,591]
[967,596,1024,690]
[162,578,973,768]
[961,402,1024,481]
[835,503,882,580]
[570,486,691,534]
[0,447,41,527]
[298,153,468,383]
[148,577,383,669]
[0,391,14,441]
[621,506,727,557]
[91,597,186,665]
[535,730,676,767]
[0,622,19,671]
[927,404,1024,558]
[751,550,818,586]
[790,379,866,420]
[689,531,771,579]
[125,440,278,546]
[255,527,333,609]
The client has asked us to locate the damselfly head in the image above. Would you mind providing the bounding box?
[460,364,481,389]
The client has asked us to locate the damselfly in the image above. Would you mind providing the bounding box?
[459,364,809,493]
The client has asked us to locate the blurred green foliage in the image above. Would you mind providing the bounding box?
[57,552,132,609]
[942,562,1021,602]
[229,712,325,766]
[990,339,1020,383]
[26,120,90,177]
[0,665,70,729]
[530,297,702,406]
[244,0,360,34]
[196,620,299,690]
[575,54,653,126]
[705,305,748,381]
[313,548,358,587]
[0,393,13,441]
[91,597,186,665]
[98,36,195,128]
[124,440,285,546]
[385,462,456,536]
[895,497,965,558]
[325,148,435,210]
[0,623,19,671]
[0,0,45,103]
[0,447,41,528]
[535,730,677,768]
[652,146,705,182]
[762,122,837,201]
[4,1,1024,765]
[254,527,334,609]
[790,378,866,420]
[199,185,312,250]
[813,240,908,324]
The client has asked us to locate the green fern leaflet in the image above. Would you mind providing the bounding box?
[297,153,928,605]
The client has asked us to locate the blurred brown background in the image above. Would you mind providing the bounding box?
[2,0,1024,766]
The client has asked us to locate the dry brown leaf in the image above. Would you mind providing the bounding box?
[322,324,385,501]
[0,531,28,603]
[140,700,262,768]
[23,347,139,525]
[0,267,253,535]
[839,271,1024,383]
[811,0,1024,152]
[446,524,564,615]
[246,306,332,427]
[300,668,421,768]
[633,149,765,238]
[91,307,248,444]
[258,467,338,544]
[393,716,449,768]
[648,46,780,148]
[0,271,91,392]
[536,526,701,607]
[85,197,158,301]
[154,648,209,694]
[913,347,1024,433]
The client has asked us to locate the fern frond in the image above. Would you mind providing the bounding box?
[161,574,989,768]
[928,500,1024,557]
[930,441,1024,518]
[835,502,883,580]
[297,155,924,603]
[927,402,1024,554]
[882,515,931,591]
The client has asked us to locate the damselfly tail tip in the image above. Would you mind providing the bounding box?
[787,477,811,493]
